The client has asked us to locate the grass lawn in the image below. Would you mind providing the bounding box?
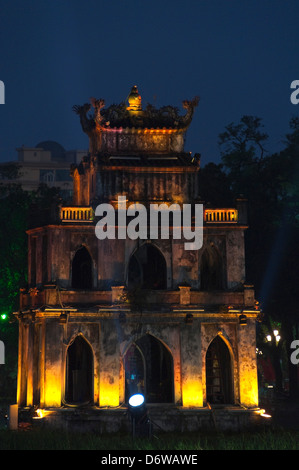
[0,427,299,450]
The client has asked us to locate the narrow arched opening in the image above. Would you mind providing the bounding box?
[128,244,167,290]
[65,335,93,405]
[206,335,233,404]
[124,343,145,402]
[124,334,174,403]
[71,246,93,289]
[200,244,224,290]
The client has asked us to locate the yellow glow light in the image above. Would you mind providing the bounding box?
[182,380,203,407]
[99,382,119,407]
[36,408,44,418]
[239,368,259,408]
[33,409,52,419]
[257,409,272,419]
[44,368,62,407]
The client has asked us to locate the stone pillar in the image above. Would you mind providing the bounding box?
[26,321,34,407]
[16,312,35,407]
[180,322,203,407]
[111,286,125,303]
[244,284,255,307]
[44,320,64,407]
[8,405,18,430]
[238,319,259,407]
[99,319,120,407]
[39,320,46,408]
[16,320,26,406]
[179,285,191,305]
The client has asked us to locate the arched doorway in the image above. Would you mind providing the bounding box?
[72,246,92,289]
[124,334,173,403]
[200,244,223,290]
[128,244,167,290]
[65,335,93,405]
[206,335,233,404]
[124,343,145,401]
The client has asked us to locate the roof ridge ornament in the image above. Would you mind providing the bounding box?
[126,85,142,112]
[73,87,199,155]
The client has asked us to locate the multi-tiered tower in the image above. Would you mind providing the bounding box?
[16,86,263,432]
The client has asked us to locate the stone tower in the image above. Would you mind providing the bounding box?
[15,86,264,431]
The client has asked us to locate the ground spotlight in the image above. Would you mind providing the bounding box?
[128,393,150,438]
[128,393,145,408]
[128,393,146,420]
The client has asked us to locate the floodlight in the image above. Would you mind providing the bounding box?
[128,393,147,423]
[128,393,144,408]
[128,393,150,438]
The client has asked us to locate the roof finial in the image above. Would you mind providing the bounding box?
[127,85,142,112]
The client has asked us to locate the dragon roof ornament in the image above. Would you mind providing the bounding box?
[73,86,199,155]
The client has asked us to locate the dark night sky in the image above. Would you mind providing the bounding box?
[0,0,298,165]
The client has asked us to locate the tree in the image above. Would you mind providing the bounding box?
[197,162,233,207]
[218,115,299,398]
[219,115,268,165]
[0,183,61,401]
[0,184,30,400]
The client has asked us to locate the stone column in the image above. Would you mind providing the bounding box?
[99,319,120,407]
[111,286,125,303]
[26,321,34,407]
[244,284,255,307]
[179,285,191,305]
[16,320,26,406]
[44,319,64,407]
[238,319,259,407]
[180,321,203,407]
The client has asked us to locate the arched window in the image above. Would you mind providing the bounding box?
[124,343,145,401]
[200,244,223,290]
[206,335,233,404]
[41,171,55,184]
[128,244,167,290]
[65,335,93,405]
[71,246,92,289]
[124,334,173,403]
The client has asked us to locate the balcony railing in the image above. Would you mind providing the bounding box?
[60,206,94,223]
[204,208,238,223]
[60,206,238,224]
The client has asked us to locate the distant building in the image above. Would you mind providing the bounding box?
[0,140,87,199]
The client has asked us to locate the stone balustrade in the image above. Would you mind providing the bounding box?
[60,206,94,222]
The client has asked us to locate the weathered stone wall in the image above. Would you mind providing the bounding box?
[95,167,198,205]
[27,223,246,293]
[100,129,185,155]
[34,406,267,433]
[238,318,259,407]
[17,312,258,410]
